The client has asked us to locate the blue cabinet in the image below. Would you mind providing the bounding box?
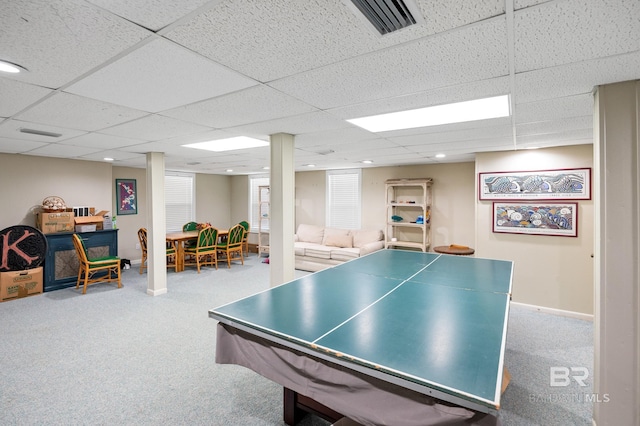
[43,230,119,292]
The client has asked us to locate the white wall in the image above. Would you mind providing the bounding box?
[1,147,595,315]
[0,154,112,230]
[476,145,594,315]
[362,163,476,247]
[195,173,232,227]
[113,167,233,261]
[112,166,148,261]
[293,163,477,249]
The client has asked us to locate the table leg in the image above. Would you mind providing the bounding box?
[176,242,185,272]
[283,388,343,425]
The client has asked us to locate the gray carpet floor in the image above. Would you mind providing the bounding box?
[0,254,593,425]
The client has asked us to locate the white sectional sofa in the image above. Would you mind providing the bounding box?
[294,224,385,272]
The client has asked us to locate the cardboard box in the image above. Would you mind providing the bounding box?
[37,211,75,234]
[75,224,96,232]
[0,267,43,302]
[74,210,108,231]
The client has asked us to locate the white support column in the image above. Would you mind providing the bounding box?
[146,152,168,296]
[269,133,296,287]
[593,80,640,425]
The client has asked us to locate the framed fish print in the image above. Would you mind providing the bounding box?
[493,202,578,237]
[479,168,591,200]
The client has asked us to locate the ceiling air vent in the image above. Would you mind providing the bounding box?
[348,0,420,35]
[19,128,62,138]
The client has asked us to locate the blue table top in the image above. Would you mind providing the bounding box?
[210,249,513,411]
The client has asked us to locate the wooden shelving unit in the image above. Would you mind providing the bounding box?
[258,185,270,256]
[385,178,432,252]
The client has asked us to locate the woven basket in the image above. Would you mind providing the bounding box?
[42,196,66,213]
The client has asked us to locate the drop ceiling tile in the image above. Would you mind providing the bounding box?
[86,0,212,32]
[166,1,501,82]
[100,114,213,141]
[0,79,53,117]
[0,138,48,153]
[0,119,87,142]
[66,38,259,113]
[111,156,147,168]
[520,139,594,150]
[300,138,400,154]
[328,77,510,120]
[379,117,513,140]
[221,111,352,138]
[25,142,104,158]
[516,94,593,124]
[15,92,149,131]
[60,133,148,149]
[342,146,414,161]
[515,51,640,103]
[269,18,509,109]
[514,0,640,72]
[79,150,145,162]
[517,116,592,136]
[1,0,150,88]
[388,126,513,149]
[161,85,317,128]
[294,127,383,148]
[517,129,593,145]
[514,0,548,9]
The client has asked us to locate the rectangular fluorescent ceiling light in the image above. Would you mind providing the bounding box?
[182,136,268,152]
[347,95,511,132]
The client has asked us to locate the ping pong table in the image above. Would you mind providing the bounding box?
[209,249,513,425]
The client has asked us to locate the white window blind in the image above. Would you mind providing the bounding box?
[165,172,195,232]
[250,176,269,232]
[326,169,361,229]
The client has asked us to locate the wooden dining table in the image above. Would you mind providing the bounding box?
[166,228,228,272]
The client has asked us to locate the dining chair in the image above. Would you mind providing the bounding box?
[184,226,219,273]
[239,221,250,256]
[138,228,179,273]
[182,222,198,231]
[217,223,245,268]
[182,221,199,252]
[72,234,122,294]
[138,228,148,274]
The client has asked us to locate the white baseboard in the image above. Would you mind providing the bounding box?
[147,288,167,296]
[511,301,594,321]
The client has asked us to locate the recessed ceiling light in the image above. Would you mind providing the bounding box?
[435,153,446,158]
[361,160,374,164]
[347,95,510,132]
[103,157,114,162]
[182,136,268,152]
[225,169,233,172]
[305,164,316,167]
[262,166,270,170]
[0,60,28,73]
[525,146,539,150]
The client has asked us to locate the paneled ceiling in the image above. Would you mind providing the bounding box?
[1,0,638,175]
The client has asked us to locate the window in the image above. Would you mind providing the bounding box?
[326,169,361,229]
[250,175,269,232]
[165,172,195,232]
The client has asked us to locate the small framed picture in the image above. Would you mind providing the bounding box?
[493,202,578,237]
[116,179,137,215]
